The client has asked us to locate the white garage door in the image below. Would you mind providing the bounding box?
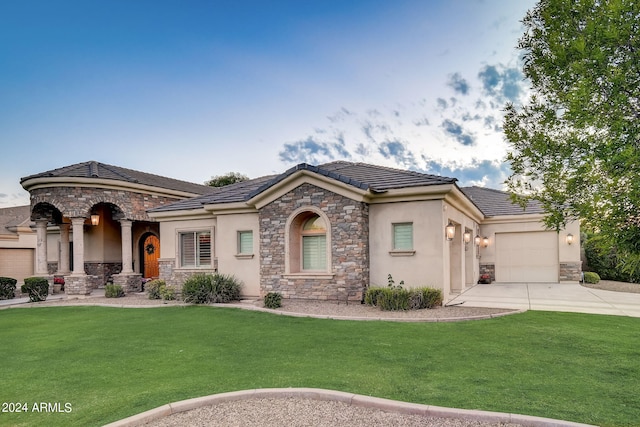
[0,249,34,283]
[495,232,558,282]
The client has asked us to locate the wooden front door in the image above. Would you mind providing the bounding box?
[143,235,160,278]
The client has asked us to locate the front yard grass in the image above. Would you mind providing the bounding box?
[0,306,638,427]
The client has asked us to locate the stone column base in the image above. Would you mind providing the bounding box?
[64,275,92,296]
[112,273,143,293]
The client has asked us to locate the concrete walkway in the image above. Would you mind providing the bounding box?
[447,282,640,317]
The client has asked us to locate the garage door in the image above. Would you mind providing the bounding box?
[495,232,558,282]
[0,249,34,283]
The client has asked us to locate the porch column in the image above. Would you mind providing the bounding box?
[57,223,71,275]
[35,219,49,276]
[71,217,86,275]
[119,219,133,274]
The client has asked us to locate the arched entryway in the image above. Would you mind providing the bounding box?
[140,233,160,279]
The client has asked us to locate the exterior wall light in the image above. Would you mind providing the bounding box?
[90,214,100,226]
[566,233,574,245]
[474,235,481,246]
[482,236,489,247]
[445,221,456,241]
[463,230,471,244]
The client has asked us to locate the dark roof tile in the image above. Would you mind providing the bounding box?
[460,186,544,217]
[21,161,216,196]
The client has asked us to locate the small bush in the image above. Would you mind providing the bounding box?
[146,279,167,300]
[182,273,242,304]
[21,277,49,302]
[160,285,176,301]
[365,285,443,311]
[364,287,384,306]
[105,284,125,298]
[263,292,282,309]
[584,271,601,284]
[0,277,17,300]
[377,287,410,311]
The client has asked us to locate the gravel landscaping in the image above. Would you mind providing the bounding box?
[142,397,524,427]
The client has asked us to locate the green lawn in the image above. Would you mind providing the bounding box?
[0,306,639,427]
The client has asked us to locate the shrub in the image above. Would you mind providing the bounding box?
[584,271,601,284]
[160,285,176,301]
[263,292,282,309]
[182,273,242,304]
[105,284,125,298]
[146,279,167,300]
[415,287,443,308]
[364,287,384,306]
[21,277,49,302]
[376,287,410,311]
[365,284,443,311]
[0,277,17,300]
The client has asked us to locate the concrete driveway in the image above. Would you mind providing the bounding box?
[447,282,640,317]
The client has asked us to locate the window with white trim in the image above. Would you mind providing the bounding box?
[237,230,253,255]
[393,223,413,250]
[179,231,211,267]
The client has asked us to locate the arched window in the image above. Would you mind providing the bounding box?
[287,209,331,274]
[301,215,326,271]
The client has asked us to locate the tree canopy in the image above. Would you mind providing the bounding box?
[205,172,249,187]
[505,0,640,252]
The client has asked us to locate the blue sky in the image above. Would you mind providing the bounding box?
[0,0,536,208]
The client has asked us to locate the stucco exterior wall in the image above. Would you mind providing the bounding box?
[216,212,260,297]
[157,217,218,290]
[369,200,446,290]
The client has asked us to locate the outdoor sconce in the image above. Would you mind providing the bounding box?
[482,236,489,247]
[463,230,471,244]
[445,221,456,241]
[90,214,100,226]
[566,233,574,245]
[474,235,481,246]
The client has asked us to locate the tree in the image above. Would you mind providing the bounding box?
[504,0,640,255]
[205,172,249,187]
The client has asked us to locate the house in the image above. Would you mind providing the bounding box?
[15,160,581,301]
[0,205,36,283]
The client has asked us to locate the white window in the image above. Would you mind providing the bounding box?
[180,231,211,267]
[301,215,327,271]
[393,223,413,250]
[238,230,253,255]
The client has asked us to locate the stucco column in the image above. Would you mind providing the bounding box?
[120,219,134,274]
[35,219,49,276]
[71,217,86,275]
[58,223,71,275]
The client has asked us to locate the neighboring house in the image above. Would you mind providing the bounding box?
[0,205,36,283]
[18,160,581,301]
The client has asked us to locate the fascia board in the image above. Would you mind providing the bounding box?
[247,171,370,209]
[444,188,485,222]
[21,177,202,199]
[147,209,213,221]
[481,213,547,225]
[367,184,454,204]
[203,202,257,215]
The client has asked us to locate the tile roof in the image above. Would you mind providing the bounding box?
[460,186,545,217]
[149,174,277,212]
[0,205,33,235]
[151,161,458,213]
[20,161,216,196]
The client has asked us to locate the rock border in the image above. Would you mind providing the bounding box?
[103,387,597,427]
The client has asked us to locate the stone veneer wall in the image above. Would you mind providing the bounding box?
[30,186,181,221]
[259,183,369,302]
[560,262,582,282]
